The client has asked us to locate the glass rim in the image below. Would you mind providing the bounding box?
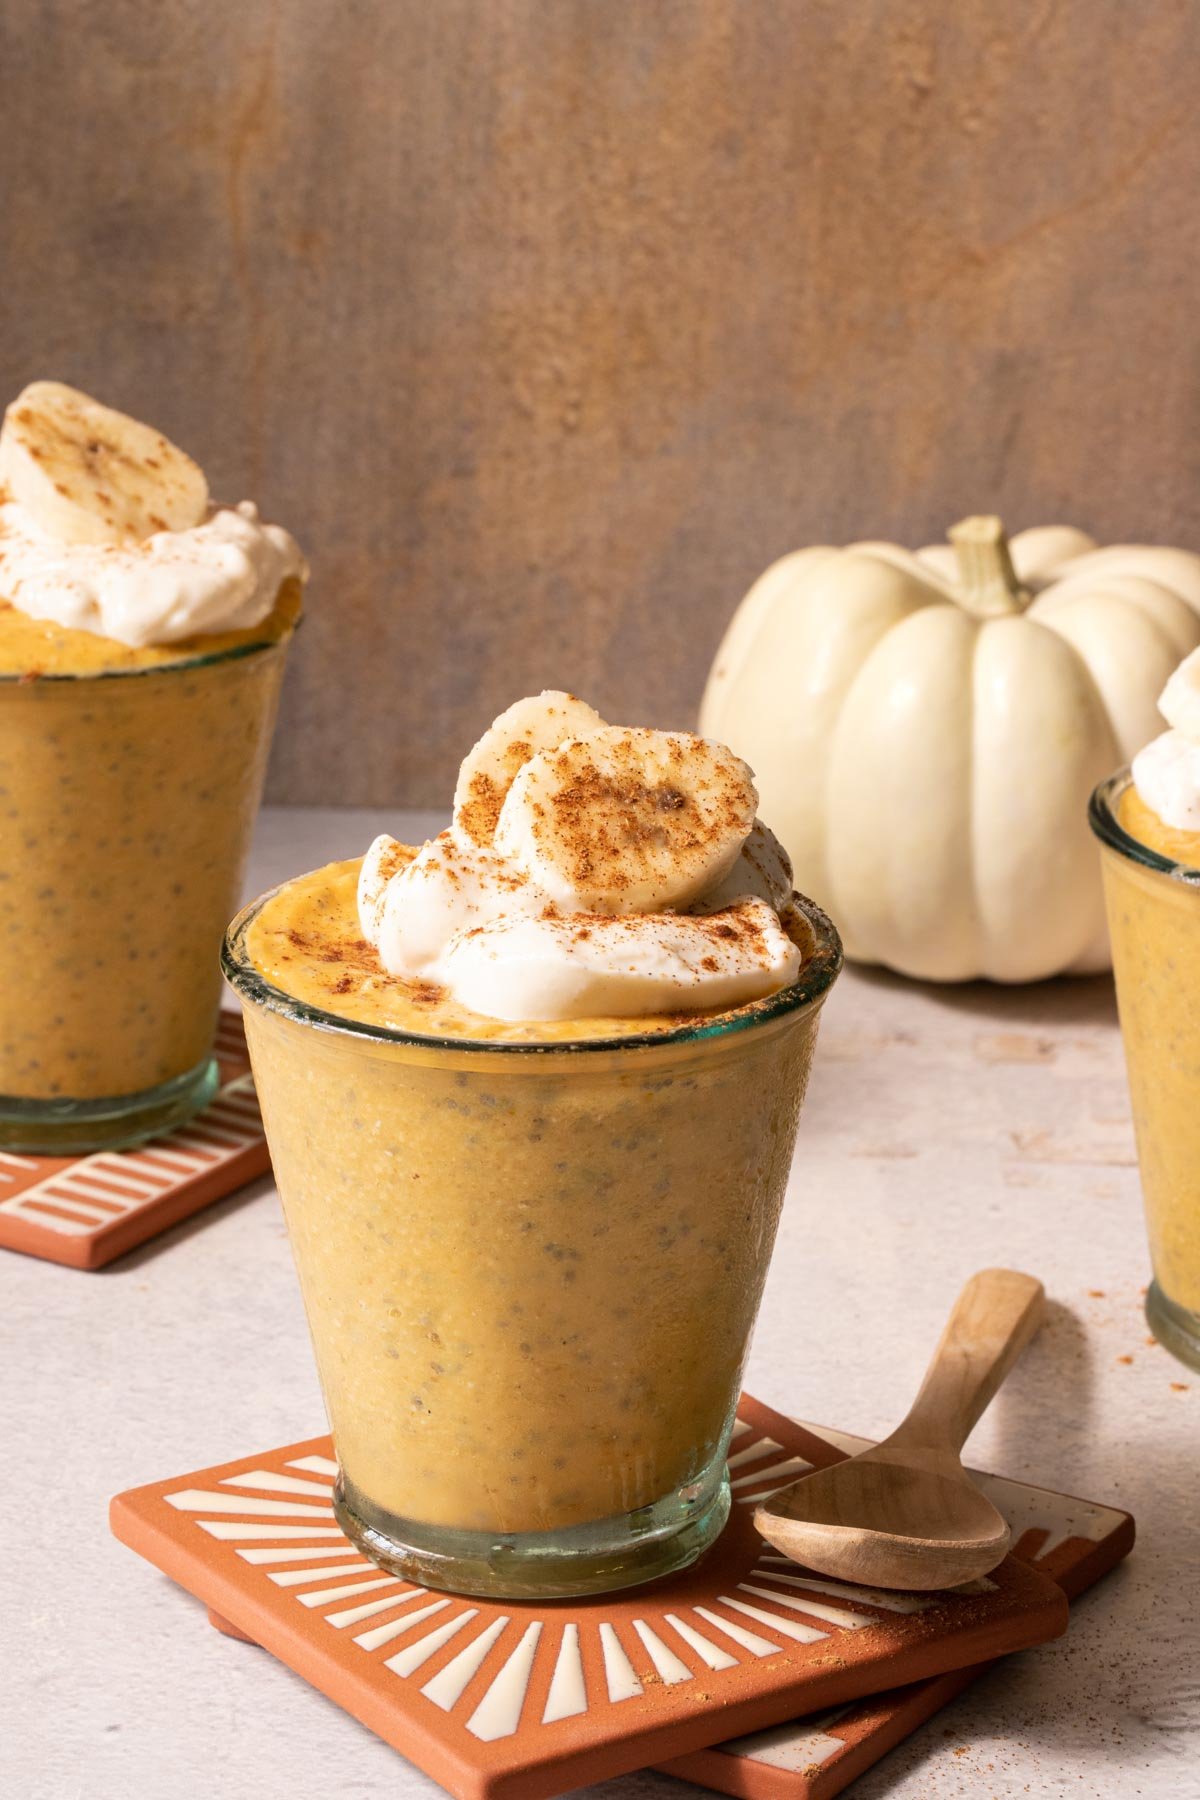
[0,619,297,685]
[222,882,844,1058]
[1089,768,1200,888]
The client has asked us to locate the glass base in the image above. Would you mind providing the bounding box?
[333,1466,732,1601]
[1146,1281,1200,1374]
[0,1056,219,1155]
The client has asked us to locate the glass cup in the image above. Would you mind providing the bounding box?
[0,612,298,1152]
[1090,770,1200,1371]
[223,890,841,1598]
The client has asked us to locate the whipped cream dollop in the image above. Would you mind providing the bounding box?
[0,499,306,648]
[358,692,802,1024]
[0,381,305,647]
[1131,732,1200,832]
[1132,646,1200,831]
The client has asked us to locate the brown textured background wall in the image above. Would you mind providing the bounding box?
[1,1,1198,803]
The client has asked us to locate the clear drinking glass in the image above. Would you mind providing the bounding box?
[223,890,841,1598]
[1090,770,1200,1371]
[0,619,297,1152]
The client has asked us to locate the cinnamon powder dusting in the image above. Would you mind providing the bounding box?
[458,737,535,846]
[527,731,754,899]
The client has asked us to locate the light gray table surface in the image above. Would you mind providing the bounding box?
[5,807,1198,1800]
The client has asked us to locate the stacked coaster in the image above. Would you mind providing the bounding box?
[0,1012,268,1269]
[660,1417,1134,1799]
[111,1395,1132,1799]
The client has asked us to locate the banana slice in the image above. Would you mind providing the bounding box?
[452,690,608,848]
[1159,646,1200,739]
[495,725,758,913]
[0,381,208,547]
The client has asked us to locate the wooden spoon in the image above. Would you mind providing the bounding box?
[755,1268,1045,1590]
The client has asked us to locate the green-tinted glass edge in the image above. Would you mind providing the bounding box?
[1089,768,1200,887]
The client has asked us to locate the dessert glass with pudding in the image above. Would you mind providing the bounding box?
[0,383,306,1150]
[1090,647,1200,1371]
[225,693,841,1597]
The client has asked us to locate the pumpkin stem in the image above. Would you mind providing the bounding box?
[948,516,1029,616]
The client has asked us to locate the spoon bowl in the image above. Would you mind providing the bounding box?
[756,1269,1044,1591]
[757,1450,1012,1589]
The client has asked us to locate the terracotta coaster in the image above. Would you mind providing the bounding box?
[0,1012,268,1270]
[659,1410,1135,1800]
[111,1395,1068,1800]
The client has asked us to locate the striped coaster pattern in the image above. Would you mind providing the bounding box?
[661,1417,1134,1800]
[0,1011,268,1269]
[111,1396,1074,1800]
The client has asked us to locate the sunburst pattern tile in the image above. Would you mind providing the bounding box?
[0,1012,269,1268]
[662,1421,1135,1800]
[111,1395,1078,1800]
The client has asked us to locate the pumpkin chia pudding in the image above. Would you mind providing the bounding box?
[225,692,841,1597]
[0,382,306,1149]
[1092,646,1200,1372]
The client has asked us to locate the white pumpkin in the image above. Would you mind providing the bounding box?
[701,518,1200,982]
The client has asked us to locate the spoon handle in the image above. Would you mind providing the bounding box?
[892,1268,1045,1455]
